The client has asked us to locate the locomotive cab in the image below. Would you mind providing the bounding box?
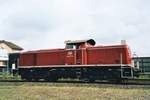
[64,39,96,65]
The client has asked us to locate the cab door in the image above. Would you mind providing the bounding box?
[76,49,87,65]
[65,50,76,65]
[76,49,82,64]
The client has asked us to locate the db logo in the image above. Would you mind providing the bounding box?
[67,51,73,57]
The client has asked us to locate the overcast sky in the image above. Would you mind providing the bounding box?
[0,0,150,56]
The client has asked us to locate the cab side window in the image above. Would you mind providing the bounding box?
[66,44,76,49]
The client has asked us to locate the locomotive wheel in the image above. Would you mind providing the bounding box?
[82,78,95,83]
[108,79,123,84]
[25,77,33,81]
[89,79,95,82]
[44,77,51,82]
[33,78,40,82]
[44,77,58,82]
[89,76,96,82]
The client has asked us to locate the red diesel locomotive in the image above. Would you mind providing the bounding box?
[17,39,138,81]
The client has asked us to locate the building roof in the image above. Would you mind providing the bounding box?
[0,40,23,50]
[133,57,150,59]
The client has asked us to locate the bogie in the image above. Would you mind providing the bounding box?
[19,66,137,82]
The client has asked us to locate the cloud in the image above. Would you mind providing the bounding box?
[0,0,150,56]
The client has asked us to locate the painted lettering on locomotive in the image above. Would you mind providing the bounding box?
[10,39,139,81]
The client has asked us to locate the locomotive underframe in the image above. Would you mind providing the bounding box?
[18,64,139,81]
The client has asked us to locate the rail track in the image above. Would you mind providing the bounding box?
[0,79,149,87]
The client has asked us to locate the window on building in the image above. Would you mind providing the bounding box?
[142,59,150,62]
[142,62,150,66]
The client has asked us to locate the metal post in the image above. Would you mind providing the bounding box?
[120,53,123,78]
[136,61,140,69]
[7,60,9,74]
[131,67,134,78]
[6,53,9,74]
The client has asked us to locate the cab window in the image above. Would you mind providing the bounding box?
[66,44,76,49]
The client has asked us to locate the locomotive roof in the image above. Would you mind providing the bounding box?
[23,48,65,53]
[65,39,96,46]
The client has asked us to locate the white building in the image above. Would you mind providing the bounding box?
[0,40,23,72]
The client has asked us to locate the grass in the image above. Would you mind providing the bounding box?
[0,72,21,80]
[138,74,150,79]
[0,72,149,100]
[0,83,149,100]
